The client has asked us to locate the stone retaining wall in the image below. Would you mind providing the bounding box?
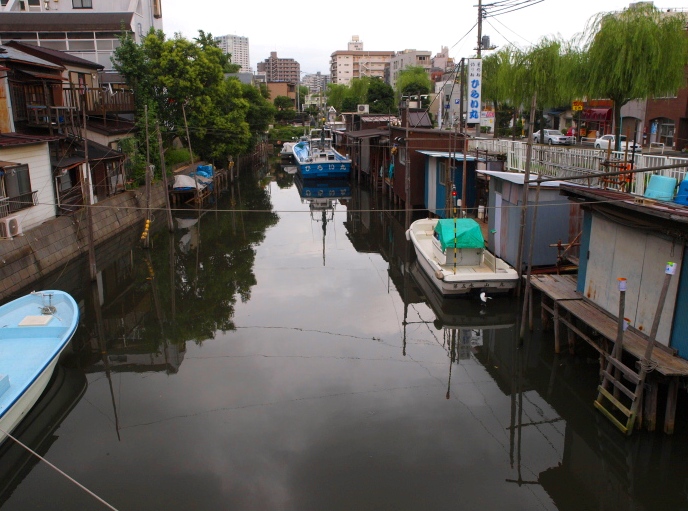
[0,182,167,301]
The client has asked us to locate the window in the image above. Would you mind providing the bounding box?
[438,160,447,186]
[2,164,35,214]
[72,0,92,8]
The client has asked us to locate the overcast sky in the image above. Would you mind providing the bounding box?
[162,0,670,75]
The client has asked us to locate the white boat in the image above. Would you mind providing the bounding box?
[280,141,297,160]
[0,291,79,446]
[406,217,518,296]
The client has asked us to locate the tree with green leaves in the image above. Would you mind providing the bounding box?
[396,66,432,108]
[367,78,395,114]
[326,83,348,112]
[582,3,688,149]
[113,29,254,168]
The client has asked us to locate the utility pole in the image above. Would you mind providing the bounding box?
[477,0,483,58]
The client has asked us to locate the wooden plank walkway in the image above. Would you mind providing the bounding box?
[531,273,688,434]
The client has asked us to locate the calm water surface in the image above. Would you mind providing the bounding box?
[2,165,688,510]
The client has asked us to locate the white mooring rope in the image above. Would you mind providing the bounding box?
[0,427,119,510]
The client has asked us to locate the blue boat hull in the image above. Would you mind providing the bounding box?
[0,291,79,446]
[297,160,351,179]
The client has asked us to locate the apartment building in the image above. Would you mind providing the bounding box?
[302,72,329,93]
[256,52,300,83]
[0,0,163,69]
[389,49,432,91]
[329,36,394,86]
[214,34,250,72]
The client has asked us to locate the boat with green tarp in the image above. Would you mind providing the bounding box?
[406,217,518,296]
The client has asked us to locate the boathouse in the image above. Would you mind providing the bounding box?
[480,171,582,269]
[418,150,481,218]
[559,184,687,355]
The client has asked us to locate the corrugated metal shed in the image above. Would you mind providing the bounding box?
[479,170,582,268]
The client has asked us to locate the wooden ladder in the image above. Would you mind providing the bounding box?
[594,351,642,435]
[594,269,674,435]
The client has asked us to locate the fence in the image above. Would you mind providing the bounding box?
[468,138,688,195]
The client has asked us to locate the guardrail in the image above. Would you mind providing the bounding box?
[580,137,596,146]
[648,142,665,154]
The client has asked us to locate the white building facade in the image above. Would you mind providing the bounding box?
[330,37,394,86]
[214,34,250,72]
[0,0,163,69]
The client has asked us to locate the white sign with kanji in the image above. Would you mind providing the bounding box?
[467,59,482,125]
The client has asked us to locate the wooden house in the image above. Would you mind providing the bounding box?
[389,110,467,209]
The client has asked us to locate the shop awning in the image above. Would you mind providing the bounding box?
[582,108,611,121]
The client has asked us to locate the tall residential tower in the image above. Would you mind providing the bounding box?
[214,34,250,72]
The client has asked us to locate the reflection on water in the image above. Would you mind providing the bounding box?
[2,168,688,510]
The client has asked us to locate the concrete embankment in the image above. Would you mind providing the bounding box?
[0,182,167,301]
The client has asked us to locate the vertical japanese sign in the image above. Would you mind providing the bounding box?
[467,59,482,124]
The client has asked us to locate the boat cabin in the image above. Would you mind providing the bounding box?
[432,218,485,266]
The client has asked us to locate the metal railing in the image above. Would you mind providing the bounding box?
[472,138,688,195]
[0,191,38,218]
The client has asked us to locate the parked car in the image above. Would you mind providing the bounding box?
[533,129,574,145]
[594,134,642,153]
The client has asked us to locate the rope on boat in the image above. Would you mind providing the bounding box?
[0,427,120,510]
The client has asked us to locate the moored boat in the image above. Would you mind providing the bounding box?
[406,217,518,296]
[280,141,297,160]
[0,291,79,446]
[292,128,351,179]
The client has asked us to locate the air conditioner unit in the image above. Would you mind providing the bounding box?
[0,216,22,239]
[357,104,369,114]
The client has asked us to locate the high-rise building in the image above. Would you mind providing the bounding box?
[0,0,163,69]
[302,72,329,93]
[214,34,250,72]
[329,36,394,86]
[256,52,300,83]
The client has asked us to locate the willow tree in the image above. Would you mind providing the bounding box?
[483,47,521,137]
[583,3,688,150]
[512,37,581,134]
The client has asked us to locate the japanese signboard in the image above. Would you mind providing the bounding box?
[467,59,482,124]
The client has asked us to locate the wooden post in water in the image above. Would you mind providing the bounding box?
[81,105,97,281]
[144,104,151,249]
[626,266,674,432]
[156,123,174,232]
[516,93,537,294]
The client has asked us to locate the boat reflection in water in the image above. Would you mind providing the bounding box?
[0,365,86,506]
[295,175,352,266]
[408,260,518,397]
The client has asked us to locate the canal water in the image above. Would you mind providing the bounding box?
[2,163,688,510]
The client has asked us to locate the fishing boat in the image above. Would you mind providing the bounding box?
[406,217,518,296]
[0,291,79,446]
[292,128,351,179]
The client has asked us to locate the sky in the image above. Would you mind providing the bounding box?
[161,0,674,75]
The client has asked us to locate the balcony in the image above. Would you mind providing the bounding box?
[63,87,136,116]
[0,191,38,218]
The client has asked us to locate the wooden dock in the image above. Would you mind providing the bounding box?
[531,273,688,434]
